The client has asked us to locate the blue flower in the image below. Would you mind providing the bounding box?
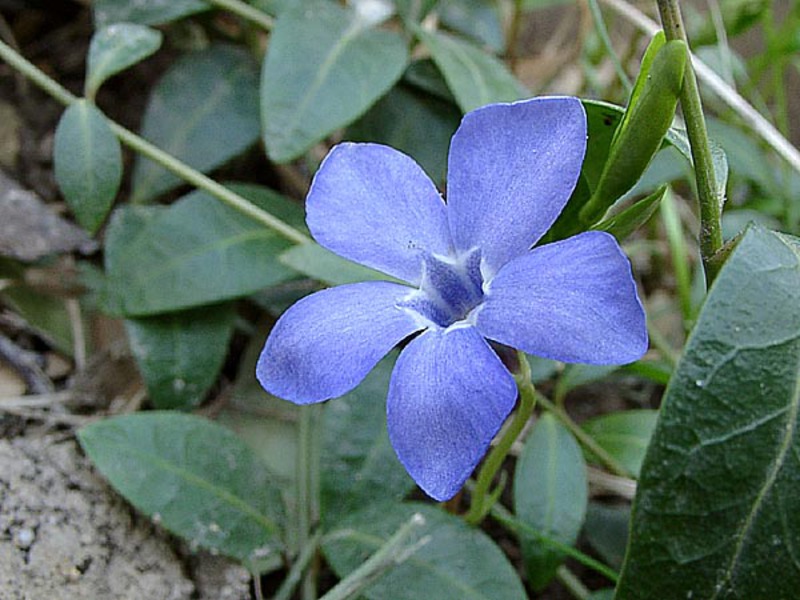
[257,97,647,501]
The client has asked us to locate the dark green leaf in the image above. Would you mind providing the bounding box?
[320,353,415,527]
[346,82,461,187]
[582,410,658,478]
[93,0,209,27]
[86,23,162,97]
[514,413,588,590]
[616,226,800,599]
[324,502,527,599]
[414,26,525,113]
[131,45,260,202]
[279,242,398,286]
[125,304,236,410]
[261,1,408,162]
[104,184,301,316]
[53,100,122,233]
[593,184,668,240]
[78,412,284,569]
[580,39,686,224]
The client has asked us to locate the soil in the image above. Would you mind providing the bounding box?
[0,433,251,600]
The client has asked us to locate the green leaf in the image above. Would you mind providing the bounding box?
[616,226,800,599]
[321,353,415,527]
[261,1,409,162]
[323,502,528,600]
[53,100,122,233]
[279,242,399,286]
[582,410,658,478]
[554,363,619,403]
[77,412,284,569]
[580,39,686,224]
[93,0,209,27]
[131,45,260,202]
[438,0,504,52]
[85,23,162,98]
[584,503,631,570]
[346,82,461,187]
[514,412,588,590]
[125,304,236,410]
[104,184,301,316]
[593,184,668,240]
[413,26,526,113]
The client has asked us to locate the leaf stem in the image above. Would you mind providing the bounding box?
[0,39,311,246]
[465,352,536,525]
[205,0,274,30]
[536,393,633,479]
[273,531,323,600]
[655,0,723,285]
[319,514,429,600]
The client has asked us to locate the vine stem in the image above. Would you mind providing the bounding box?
[465,352,537,525]
[0,39,311,246]
[206,0,274,30]
[655,0,723,285]
[297,405,322,600]
[536,393,634,479]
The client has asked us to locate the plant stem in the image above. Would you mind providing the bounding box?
[319,513,428,600]
[536,393,633,479]
[0,39,311,246]
[506,0,524,71]
[297,404,322,600]
[586,0,633,93]
[206,0,274,30]
[465,352,537,525]
[273,531,323,600]
[556,565,591,599]
[655,0,723,285]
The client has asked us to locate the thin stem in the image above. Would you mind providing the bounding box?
[556,565,591,600]
[536,393,633,479]
[465,352,537,525]
[297,404,322,600]
[656,0,723,285]
[319,514,428,600]
[598,0,800,178]
[273,531,323,600]
[489,501,620,583]
[205,0,274,30]
[506,0,524,71]
[0,39,311,246]
[585,0,633,93]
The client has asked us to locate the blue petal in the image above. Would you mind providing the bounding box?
[257,282,424,404]
[446,97,587,276]
[476,231,648,364]
[387,326,517,501]
[306,143,452,285]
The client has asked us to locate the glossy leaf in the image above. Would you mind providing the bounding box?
[53,100,122,233]
[131,45,260,202]
[321,353,415,527]
[414,26,526,113]
[93,0,209,27]
[323,502,527,599]
[580,39,686,224]
[103,185,302,316]
[125,303,236,410]
[616,226,800,599]
[582,410,658,478]
[78,412,284,569]
[86,23,162,97]
[514,412,588,590]
[346,82,461,186]
[261,1,408,162]
[593,184,668,240]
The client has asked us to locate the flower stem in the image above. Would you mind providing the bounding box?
[0,39,311,246]
[297,404,322,600]
[536,393,633,479]
[655,0,723,285]
[465,352,536,526]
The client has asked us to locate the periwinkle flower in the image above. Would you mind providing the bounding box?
[257,97,647,501]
